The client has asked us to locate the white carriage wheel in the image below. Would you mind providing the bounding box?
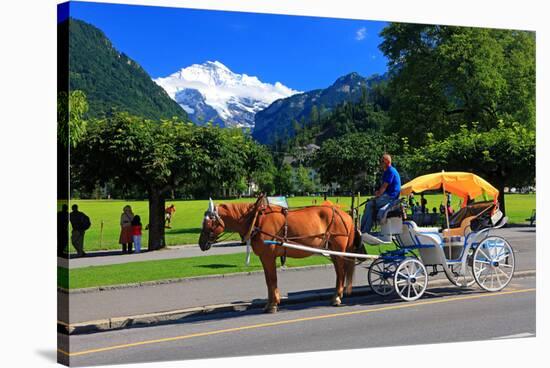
[446,249,476,288]
[473,236,515,292]
[393,258,428,302]
[368,258,396,296]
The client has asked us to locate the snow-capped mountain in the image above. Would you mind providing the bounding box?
[154,61,300,128]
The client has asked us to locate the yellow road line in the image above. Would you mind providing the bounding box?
[59,288,535,358]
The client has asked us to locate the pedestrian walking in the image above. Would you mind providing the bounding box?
[119,205,134,253]
[58,204,69,257]
[131,215,143,253]
[69,204,90,257]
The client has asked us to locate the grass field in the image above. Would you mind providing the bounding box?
[58,252,334,289]
[59,243,400,289]
[65,194,535,252]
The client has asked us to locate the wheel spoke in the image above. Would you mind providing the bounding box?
[495,268,502,286]
[474,264,487,278]
[397,271,408,279]
[478,247,492,261]
[495,252,511,263]
[475,260,491,265]
[370,275,382,284]
[496,267,511,279]
[410,262,417,276]
[371,269,383,277]
[480,269,491,285]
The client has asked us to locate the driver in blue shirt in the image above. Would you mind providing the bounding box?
[360,154,401,234]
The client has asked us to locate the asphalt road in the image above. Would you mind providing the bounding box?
[60,277,535,367]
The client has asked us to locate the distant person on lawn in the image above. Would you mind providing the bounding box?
[360,154,401,234]
[165,204,176,228]
[69,204,90,257]
[131,215,143,253]
[119,205,134,254]
[420,193,428,213]
[57,204,69,257]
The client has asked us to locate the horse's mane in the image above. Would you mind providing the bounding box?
[219,202,255,218]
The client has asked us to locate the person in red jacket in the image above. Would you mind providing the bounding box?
[131,215,143,253]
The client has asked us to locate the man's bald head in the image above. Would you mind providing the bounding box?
[382,154,392,165]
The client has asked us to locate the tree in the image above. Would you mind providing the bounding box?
[243,142,275,194]
[407,122,535,214]
[58,90,88,149]
[188,126,248,198]
[293,165,317,195]
[72,113,199,250]
[315,132,397,193]
[379,24,535,146]
[274,163,294,195]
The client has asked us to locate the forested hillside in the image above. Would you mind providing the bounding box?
[67,18,188,120]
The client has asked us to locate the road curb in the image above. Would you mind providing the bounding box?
[59,269,535,335]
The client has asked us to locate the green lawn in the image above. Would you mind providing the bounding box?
[58,252,333,289]
[65,194,535,252]
[59,243,399,289]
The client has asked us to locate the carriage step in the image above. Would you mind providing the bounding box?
[361,232,391,245]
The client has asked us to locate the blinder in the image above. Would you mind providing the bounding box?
[202,205,225,244]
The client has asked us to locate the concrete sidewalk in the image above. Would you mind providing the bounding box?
[60,265,339,324]
[59,241,247,269]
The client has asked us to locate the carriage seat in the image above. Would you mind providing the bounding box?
[377,199,403,222]
[443,201,498,237]
[376,199,404,237]
[398,221,442,249]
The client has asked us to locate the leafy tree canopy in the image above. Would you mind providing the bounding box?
[315,132,398,192]
[58,90,88,148]
[406,122,535,213]
[380,24,535,146]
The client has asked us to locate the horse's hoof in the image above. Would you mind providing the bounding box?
[331,296,342,306]
[263,305,278,313]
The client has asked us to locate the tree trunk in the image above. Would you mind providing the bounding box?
[148,188,166,251]
[496,182,506,217]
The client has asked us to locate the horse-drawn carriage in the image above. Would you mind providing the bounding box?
[362,172,513,301]
[199,172,515,311]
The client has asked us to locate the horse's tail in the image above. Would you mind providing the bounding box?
[344,226,359,296]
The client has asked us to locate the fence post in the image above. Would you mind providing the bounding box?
[99,220,104,249]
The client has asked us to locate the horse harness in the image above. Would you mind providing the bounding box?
[242,200,352,265]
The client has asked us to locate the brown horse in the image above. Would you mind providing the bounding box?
[198,198,359,313]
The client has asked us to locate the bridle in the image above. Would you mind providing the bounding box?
[202,205,227,245]
[201,196,266,247]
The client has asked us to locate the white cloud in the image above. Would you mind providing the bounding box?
[355,27,367,41]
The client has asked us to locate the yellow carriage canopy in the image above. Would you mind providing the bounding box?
[400,172,499,206]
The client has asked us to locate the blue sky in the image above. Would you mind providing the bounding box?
[66,1,389,91]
